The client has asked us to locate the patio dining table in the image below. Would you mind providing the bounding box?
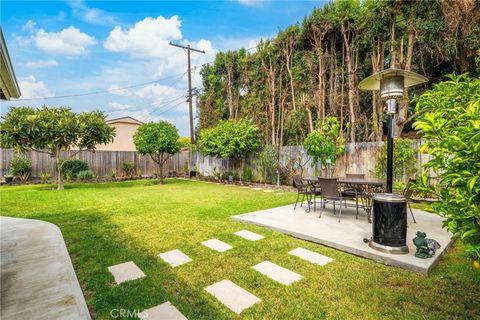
[303,177,386,222]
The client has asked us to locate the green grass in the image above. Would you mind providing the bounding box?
[1,179,479,319]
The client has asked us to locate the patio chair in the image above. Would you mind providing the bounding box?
[403,179,417,224]
[343,173,366,214]
[317,177,355,222]
[293,175,317,212]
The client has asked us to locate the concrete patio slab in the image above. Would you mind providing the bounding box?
[159,249,192,268]
[289,247,333,266]
[252,261,303,285]
[0,217,91,320]
[201,239,233,252]
[234,230,265,241]
[108,261,146,285]
[139,301,187,320]
[232,204,453,275]
[205,280,261,315]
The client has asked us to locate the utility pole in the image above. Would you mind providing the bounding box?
[169,42,205,144]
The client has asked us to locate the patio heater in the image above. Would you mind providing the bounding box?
[359,68,427,254]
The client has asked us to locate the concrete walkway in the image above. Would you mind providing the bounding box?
[1,217,90,320]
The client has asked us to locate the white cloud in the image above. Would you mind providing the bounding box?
[19,59,58,68]
[18,75,54,99]
[238,0,264,6]
[107,102,136,110]
[17,21,97,55]
[34,26,96,55]
[104,16,183,58]
[68,0,119,26]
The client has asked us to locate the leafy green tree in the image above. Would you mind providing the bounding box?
[374,139,418,182]
[304,116,346,173]
[0,106,114,190]
[198,119,261,159]
[413,73,480,263]
[133,121,180,184]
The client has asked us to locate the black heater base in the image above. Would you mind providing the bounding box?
[369,193,409,255]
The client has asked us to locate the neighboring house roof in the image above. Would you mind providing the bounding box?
[106,116,144,125]
[0,27,20,100]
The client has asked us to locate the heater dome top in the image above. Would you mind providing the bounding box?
[359,68,428,91]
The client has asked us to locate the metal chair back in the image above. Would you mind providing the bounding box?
[317,177,340,198]
[293,175,307,192]
[404,178,416,200]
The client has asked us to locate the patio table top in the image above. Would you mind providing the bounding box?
[304,177,386,186]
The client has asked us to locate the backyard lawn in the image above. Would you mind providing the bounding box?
[0,179,479,320]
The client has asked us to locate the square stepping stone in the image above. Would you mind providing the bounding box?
[251,187,262,190]
[252,261,303,285]
[205,280,261,315]
[240,186,249,189]
[234,230,264,241]
[263,189,274,193]
[202,239,233,252]
[108,261,146,285]
[139,301,187,320]
[289,247,333,266]
[159,249,192,268]
[275,193,285,195]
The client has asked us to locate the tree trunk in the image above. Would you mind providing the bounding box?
[57,161,64,190]
[341,23,357,143]
[395,30,415,135]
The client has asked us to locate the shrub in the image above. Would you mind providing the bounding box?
[110,168,117,178]
[9,155,31,183]
[77,170,95,180]
[256,146,278,184]
[412,73,480,262]
[40,172,52,183]
[62,159,88,178]
[374,138,418,183]
[242,166,253,182]
[121,162,135,177]
[198,119,261,159]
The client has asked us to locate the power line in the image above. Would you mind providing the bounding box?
[13,71,188,101]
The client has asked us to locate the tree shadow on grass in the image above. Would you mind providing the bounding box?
[26,210,229,320]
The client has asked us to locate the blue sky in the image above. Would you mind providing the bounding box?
[1,0,324,136]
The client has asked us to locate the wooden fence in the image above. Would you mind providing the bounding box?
[0,140,432,182]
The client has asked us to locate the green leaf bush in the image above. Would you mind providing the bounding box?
[61,159,89,178]
[413,73,480,262]
[77,170,95,180]
[198,119,261,159]
[121,162,135,177]
[374,138,418,182]
[9,154,31,183]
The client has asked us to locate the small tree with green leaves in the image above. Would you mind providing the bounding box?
[304,116,346,175]
[413,73,480,263]
[133,121,180,184]
[374,139,418,183]
[198,119,261,177]
[0,106,114,190]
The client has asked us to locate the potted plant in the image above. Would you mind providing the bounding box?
[4,174,14,183]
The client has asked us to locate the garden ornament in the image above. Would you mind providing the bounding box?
[413,231,441,258]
